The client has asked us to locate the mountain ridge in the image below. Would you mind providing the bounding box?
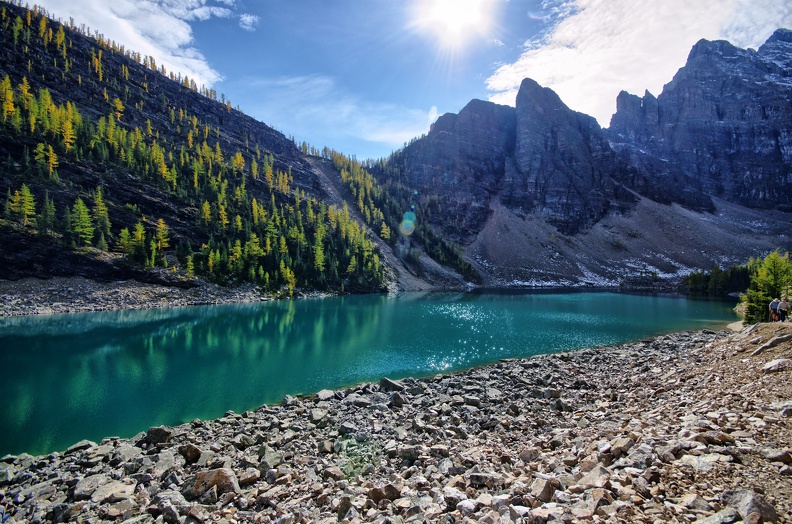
[373,28,792,287]
[1,0,791,293]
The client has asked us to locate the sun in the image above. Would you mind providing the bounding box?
[410,0,495,50]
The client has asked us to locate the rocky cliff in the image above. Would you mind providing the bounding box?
[502,79,636,234]
[376,30,792,286]
[608,29,792,212]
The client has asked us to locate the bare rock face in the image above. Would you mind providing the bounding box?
[608,29,792,212]
[504,78,636,234]
[393,99,516,239]
[382,29,792,248]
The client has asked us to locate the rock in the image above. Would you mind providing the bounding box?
[379,377,405,392]
[721,490,778,522]
[530,477,556,503]
[456,499,478,516]
[468,472,502,488]
[0,465,16,485]
[178,443,203,464]
[695,508,741,524]
[338,421,358,435]
[316,389,336,401]
[752,334,792,356]
[610,437,634,458]
[442,486,467,510]
[679,493,713,511]
[758,448,792,464]
[239,467,261,486]
[258,445,283,469]
[762,359,790,373]
[577,465,611,488]
[91,480,135,503]
[187,468,240,498]
[65,439,96,454]
[73,474,111,500]
[146,426,174,445]
[309,408,328,424]
[676,453,731,473]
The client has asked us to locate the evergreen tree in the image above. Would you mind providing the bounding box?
[97,232,108,251]
[741,250,792,324]
[118,227,131,255]
[38,191,56,235]
[92,186,111,239]
[155,218,170,265]
[71,197,94,246]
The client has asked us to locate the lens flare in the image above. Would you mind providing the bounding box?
[399,220,416,236]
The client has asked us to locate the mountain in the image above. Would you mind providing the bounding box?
[608,29,792,212]
[1,0,791,293]
[0,1,469,293]
[374,30,792,287]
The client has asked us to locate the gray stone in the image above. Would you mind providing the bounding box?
[721,489,778,522]
[676,453,731,473]
[316,389,336,401]
[73,473,110,500]
[752,334,792,356]
[65,439,96,454]
[91,480,135,503]
[693,508,741,524]
[146,426,174,444]
[379,377,405,392]
[258,445,283,470]
[763,359,791,373]
[759,448,792,464]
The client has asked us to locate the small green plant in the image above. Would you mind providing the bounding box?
[336,437,382,479]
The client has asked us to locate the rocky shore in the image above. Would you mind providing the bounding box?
[1,322,790,523]
[0,277,274,318]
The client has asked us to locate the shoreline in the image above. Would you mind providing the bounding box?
[0,276,733,320]
[1,324,790,523]
[0,276,278,318]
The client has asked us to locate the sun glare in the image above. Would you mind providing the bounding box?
[411,0,495,50]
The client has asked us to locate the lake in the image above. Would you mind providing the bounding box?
[0,291,737,456]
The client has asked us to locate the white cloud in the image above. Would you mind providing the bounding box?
[239,13,260,32]
[487,0,792,127]
[235,75,438,158]
[33,0,241,88]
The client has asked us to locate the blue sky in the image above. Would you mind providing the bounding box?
[31,0,792,160]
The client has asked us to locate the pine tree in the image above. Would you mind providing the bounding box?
[118,227,132,255]
[92,186,111,239]
[38,191,56,235]
[19,184,36,227]
[71,197,94,246]
[155,218,170,251]
[97,232,108,251]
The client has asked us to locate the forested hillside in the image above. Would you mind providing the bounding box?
[0,0,396,294]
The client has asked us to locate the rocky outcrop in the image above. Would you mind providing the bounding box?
[608,29,792,211]
[502,79,636,234]
[2,324,791,523]
[392,99,516,239]
[387,30,792,238]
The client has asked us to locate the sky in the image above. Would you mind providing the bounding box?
[30,0,792,161]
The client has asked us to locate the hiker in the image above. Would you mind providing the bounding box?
[769,298,780,321]
[779,298,790,323]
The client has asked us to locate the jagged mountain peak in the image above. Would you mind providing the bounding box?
[374,29,791,287]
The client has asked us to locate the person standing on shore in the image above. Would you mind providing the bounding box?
[769,298,781,322]
[778,298,789,322]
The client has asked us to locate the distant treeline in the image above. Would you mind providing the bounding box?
[685,263,751,296]
[687,250,792,325]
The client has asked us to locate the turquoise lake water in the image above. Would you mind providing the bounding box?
[0,291,738,456]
